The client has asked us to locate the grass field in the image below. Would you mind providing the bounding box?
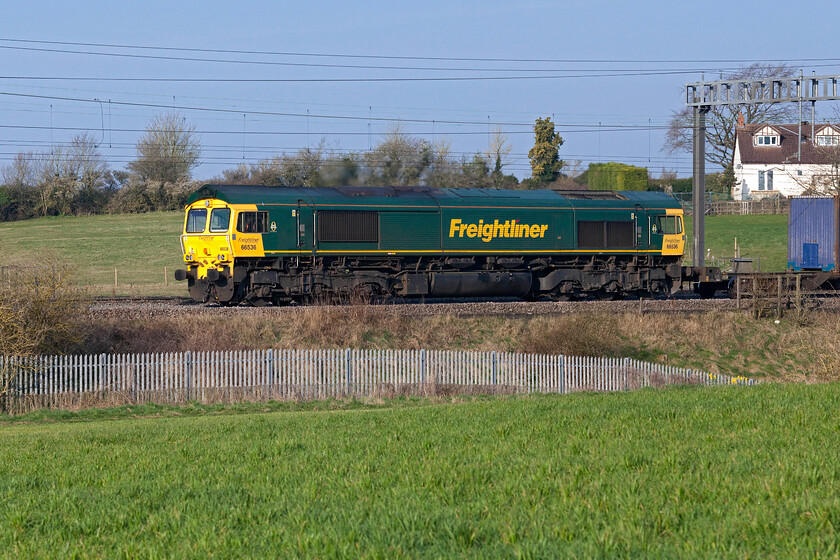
[685,214,788,271]
[2,384,839,558]
[0,212,185,296]
[1,212,790,296]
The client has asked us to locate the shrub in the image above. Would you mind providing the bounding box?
[0,257,86,412]
[580,163,649,191]
[0,257,86,356]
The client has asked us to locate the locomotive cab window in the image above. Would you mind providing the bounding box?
[186,208,207,233]
[237,211,269,233]
[655,215,682,235]
[209,208,231,232]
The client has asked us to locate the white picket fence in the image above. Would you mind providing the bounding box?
[0,349,755,414]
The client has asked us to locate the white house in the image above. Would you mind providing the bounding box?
[732,122,840,200]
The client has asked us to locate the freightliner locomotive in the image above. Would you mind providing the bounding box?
[174,184,686,305]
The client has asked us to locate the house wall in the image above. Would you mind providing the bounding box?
[732,134,836,200]
[733,162,824,200]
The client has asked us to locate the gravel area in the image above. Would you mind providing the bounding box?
[86,294,748,319]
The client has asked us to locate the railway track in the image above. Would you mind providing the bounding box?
[88,293,748,318]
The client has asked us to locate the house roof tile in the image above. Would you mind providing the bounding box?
[736,123,840,165]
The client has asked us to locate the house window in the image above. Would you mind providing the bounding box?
[767,170,773,190]
[755,135,779,146]
[817,135,839,146]
[758,170,765,190]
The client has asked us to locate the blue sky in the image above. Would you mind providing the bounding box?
[2,0,839,180]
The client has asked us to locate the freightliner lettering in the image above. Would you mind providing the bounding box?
[448,218,549,242]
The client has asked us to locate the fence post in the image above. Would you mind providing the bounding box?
[345,348,352,396]
[559,355,565,394]
[185,351,192,401]
[622,357,629,391]
[420,348,427,386]
[100,353,107,396]
[0,357,6,414]
[266,349,274,396]
[491,351,497,386]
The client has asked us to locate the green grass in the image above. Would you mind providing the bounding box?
[2,385,840,558]
[0,212,185,295]
[685,214,789,271]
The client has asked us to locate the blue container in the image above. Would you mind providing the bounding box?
[788,196,838,271]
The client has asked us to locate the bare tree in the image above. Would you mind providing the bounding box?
[68,133,109,213]
[486,127,513,188]
[33,133,109,215]
[250,143,324,187]
[1,152,39,189]
[664,63,798,169]
[363,125,432,186]
[129,112,201,183]
[426,140,458,188]
[786,144,840,194]
[550,160,585,190]
[221,163,253,184]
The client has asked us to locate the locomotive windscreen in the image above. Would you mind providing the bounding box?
[578,220,635,249]
[318,210,379,243]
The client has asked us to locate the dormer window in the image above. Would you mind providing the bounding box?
[816,135,839,147]
[755,135,779,146]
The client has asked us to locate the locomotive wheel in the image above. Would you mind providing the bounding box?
[594,289,622,301]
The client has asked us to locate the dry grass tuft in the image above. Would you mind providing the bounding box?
[46,304,840,383]
[520,314,625,356]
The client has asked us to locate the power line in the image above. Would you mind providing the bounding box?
[0,122,673,136]
[0,90,677,131]
[3,38,840,66]
[0,80,680,122]
[0,90,531,126]
[0,44,755,74]
[0,68,774,83]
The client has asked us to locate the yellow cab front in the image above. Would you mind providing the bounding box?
[179,199,235,301]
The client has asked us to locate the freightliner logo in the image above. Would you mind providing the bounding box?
[448,219,549,242]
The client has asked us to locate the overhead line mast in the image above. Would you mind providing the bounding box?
[684,73,840,267]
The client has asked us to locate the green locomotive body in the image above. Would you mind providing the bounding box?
[176,185,686,305]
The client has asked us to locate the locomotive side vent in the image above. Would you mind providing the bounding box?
[606,221,635,248]
[318,210,379,243]
[578,220,635,248]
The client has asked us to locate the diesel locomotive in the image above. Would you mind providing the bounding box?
[174,184,686,305]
